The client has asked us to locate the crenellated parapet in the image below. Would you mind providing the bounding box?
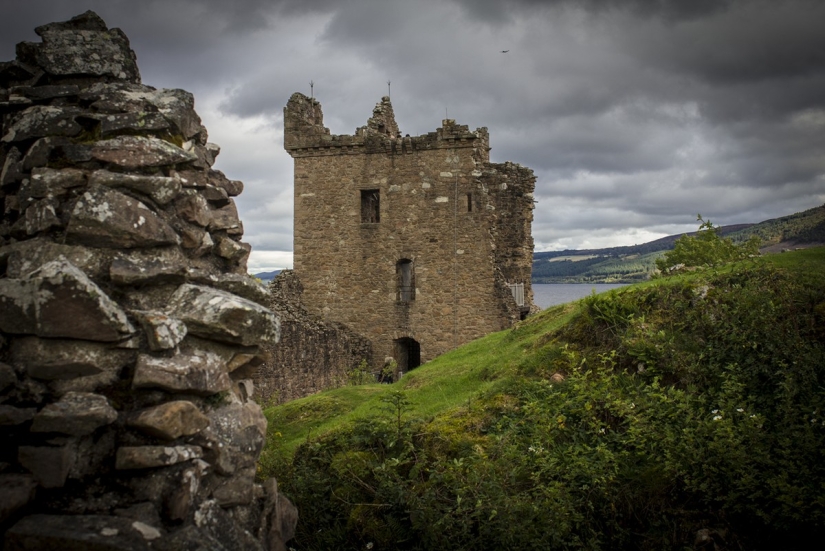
[284,94,490,162]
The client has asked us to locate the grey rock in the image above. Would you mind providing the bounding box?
[1,105,83,143]
[108,247,189,285]
[205,142,221,162]
[0,278,38,334]
[0,405,37,426]
[208,199,241,232]
[189,272,270,306]
[18,445,74,488]
[0,361,17,391]
[1,146,23,189]
[89,169,181,205]
[179,226,214,255]
[167,284,279,346]
[212,467,256,507]
[67,185,180,248]
[31,391,118,435]
[128,400,209,440]
[1,238,110,280]
[193,500,264,551]
[5,514,156,551]
[19,167,87,205]
[195,401,267,476]
[10,336,133,381]
[202,184,229,206]
[209,169,243,197]
[165,461,206,521]
[18,11,141,83]
[24,198,61,235]
[25,257,135,341]
[0,60,38,87]
[132,310,187,351]
[261,478,299,551]
[0,474,37,524]
[113,502,163,530]
[132,350,231,395]
[216,237,248,262]
[21,137,68,171]
[175,191,211,227]
[115,445,202,470]
[97,111,171,137]
[91,136,196,169]
[9,84,80,101]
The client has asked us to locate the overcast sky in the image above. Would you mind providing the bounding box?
[3,0,824,272]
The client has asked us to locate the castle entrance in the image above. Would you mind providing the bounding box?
[394,337,421,374]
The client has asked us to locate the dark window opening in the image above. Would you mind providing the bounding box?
[396,259,415,302]
[467,193,473,212]
[394,337,421,374]
[360,189,380,223]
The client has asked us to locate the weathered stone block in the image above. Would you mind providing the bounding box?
[10,336,133,381]
[167,284,279,346]
[67,185,180,248]
[91,135,196,169]
[128,400,209,440]
[175,191,210,227]
[195,401,266,476]
[89,170,182,205]
[5,514,157,551]
[132,350,231,395]
[31,391,118,435]
[28,257,135,341]
[115,445,202,470]
[131,310,187,351]
[0,361,17,391]
[1,105,83,143]
[18,445,74,488]
[208,200,241,231]
[18,10,141,83]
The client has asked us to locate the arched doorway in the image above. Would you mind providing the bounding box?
[394,337,421,374]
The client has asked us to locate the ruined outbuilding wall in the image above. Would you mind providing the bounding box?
[257,270,372,404]
[284,93,536,370]
[0,12,294,550]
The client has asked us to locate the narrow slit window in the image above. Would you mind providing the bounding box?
[397,259,415,302]
[360,189,380,223]
[466,193,473,212]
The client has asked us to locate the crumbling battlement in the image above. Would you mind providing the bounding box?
[284,92,491,161]
[0,11,295,551]
[284,93,535,374]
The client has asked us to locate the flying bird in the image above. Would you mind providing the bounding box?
[501,50,509,53]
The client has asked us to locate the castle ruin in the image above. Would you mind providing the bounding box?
[283,93,536,374]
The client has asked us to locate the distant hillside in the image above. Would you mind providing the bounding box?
[533,204,825,283]
[253,270,281,282]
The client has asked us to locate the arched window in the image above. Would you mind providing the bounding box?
[396,259,415,302]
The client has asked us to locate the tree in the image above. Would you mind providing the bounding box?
[655,215,760,273]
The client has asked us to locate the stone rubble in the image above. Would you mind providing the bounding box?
[0,11,296,550]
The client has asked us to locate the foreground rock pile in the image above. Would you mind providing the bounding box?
[0,11,295,550]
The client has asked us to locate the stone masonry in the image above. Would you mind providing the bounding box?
[284,93,536,373]
[257,270,372,405]
[0,12,295,550]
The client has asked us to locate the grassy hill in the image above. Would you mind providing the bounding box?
[533,203,825,283]
[260,247,825,550]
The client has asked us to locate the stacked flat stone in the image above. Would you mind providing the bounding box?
[0,11,295,550]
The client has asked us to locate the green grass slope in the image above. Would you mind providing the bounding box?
[261,247,825,550]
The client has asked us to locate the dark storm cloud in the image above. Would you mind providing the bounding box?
[1,0,822,263]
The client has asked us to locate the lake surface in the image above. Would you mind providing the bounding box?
[532,283,628,309]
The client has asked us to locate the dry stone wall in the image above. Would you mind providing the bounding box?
[0,12,295,550]
[284,93,536,371]
[257,270,372,404]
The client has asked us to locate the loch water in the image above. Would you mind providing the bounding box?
[532,283,628,309]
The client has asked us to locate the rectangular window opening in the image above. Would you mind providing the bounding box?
[466,193,473,212]
[360,189,380,223]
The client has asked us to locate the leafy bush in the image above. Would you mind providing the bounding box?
[655,215,760,273]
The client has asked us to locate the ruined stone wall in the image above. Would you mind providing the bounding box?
[0,12,295,550]
[256,270,372,404]
[284,93,535,369]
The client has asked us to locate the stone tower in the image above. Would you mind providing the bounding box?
[284,93,536,373]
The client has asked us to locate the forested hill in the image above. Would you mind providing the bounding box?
[533,203,825,283]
